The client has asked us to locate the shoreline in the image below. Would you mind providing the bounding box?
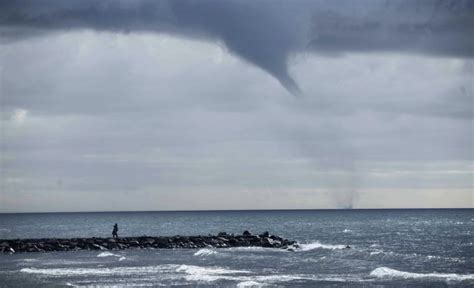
[0,231,298,253]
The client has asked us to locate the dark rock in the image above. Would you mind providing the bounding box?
[129,240,140,247]
[144,238,155,245]
[0,231,297,253]
[92,244,107,250]
[117,243,128,249]
[262,237,274,247]
[0,241,10,248]
[155,238,168,248]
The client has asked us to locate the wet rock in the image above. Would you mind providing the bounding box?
[217,237,229,242]
[117,243,128,249]
[262,237,275,247]
[0,241,10,248]
[92,244,107,250]
[0,231,297,253]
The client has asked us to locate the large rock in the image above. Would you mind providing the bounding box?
[0,232,298,253]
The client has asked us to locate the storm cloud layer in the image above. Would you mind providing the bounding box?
[0,1,473,212]
[1,0,473,93]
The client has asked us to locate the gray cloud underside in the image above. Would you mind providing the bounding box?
[1,0,473,94]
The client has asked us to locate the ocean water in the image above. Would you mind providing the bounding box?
[0,209,472,287]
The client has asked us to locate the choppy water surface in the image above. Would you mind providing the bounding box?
[0,209,472,287]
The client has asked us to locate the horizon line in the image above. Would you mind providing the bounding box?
[0,207,472,214]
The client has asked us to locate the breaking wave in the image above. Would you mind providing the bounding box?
[176,264,249,282]
[21,259,38,262]
[20,266,174,276]
[226,246,286,252]
[21,264,249,281]
[97,252,120,258]
[21,264,364,284]
[370,267,474,282]
[236,280,265,287]
[193,248,218,257]
[297,241,347,251]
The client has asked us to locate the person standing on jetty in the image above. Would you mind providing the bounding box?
[112,223,118,238]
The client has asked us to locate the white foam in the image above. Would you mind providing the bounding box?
[21,265,175,276]
[21,264,246,279]
[118,257,127,261]
[255,275,308,282]
[253,274,361,283]
[97,252,120,258]
[193,248,218,257]
[370,267,474,282]
[426,255,464,263]
[21,264,366,284]
[176,265,252,282]
[343,229,352,233]
[22,259,38,262]
[227,246,285,252]
[237,280,265,287]
[176,264,248,277]
[297,241,346,251]
[176,267,328,284]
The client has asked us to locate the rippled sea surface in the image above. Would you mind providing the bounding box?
[0,209,472,287]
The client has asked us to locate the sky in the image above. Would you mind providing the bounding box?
[0,0,472,212]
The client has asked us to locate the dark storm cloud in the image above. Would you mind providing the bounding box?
[308,0,474,58]
[1,0,472,94]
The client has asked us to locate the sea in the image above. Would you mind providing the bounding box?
[0,209,472,287]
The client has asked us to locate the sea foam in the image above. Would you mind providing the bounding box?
[20,266,174,276]
[175,264,251,282]
[21,265,366,284]
[236,280,266,287]
[298,241,346,251]
[370,267,474,282]
[97,252,120,258]
[193,248,218,257]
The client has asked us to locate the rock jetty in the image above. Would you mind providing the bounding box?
[0,231,298,253]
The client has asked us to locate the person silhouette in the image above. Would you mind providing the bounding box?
[112,223,118,238]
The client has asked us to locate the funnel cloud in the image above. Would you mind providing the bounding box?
[1,0,472,94]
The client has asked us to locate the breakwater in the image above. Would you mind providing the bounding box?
[0,231,298,253]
